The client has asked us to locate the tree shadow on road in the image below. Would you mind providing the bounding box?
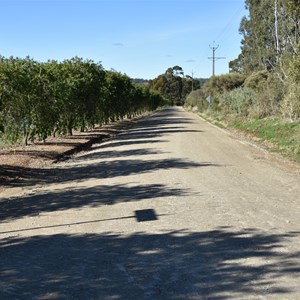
[114,128,203,141]
[0,156,219,188]
[77,148,167,160]
[0,183,191,222]
[1,228,299,299]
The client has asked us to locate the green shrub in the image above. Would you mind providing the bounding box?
[281,81,300,121]
[202,73,247,111]
[243,71,269,90]
[219,87,257,116]
[244,71,283,118]
[184,89,208,112]
[281,46,300,121]
[203,73,246,95]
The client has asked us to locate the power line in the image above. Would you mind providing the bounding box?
[208,42,226,76]
[214,4,245,45]
[204,5,245,78]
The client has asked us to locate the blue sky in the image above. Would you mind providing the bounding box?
[0,0,247,79]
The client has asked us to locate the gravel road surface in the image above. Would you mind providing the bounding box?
[1,107,300,299]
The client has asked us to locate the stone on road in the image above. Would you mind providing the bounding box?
[1,107,300,299]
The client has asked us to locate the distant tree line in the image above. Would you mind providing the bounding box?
[148,66,206,105]
[185,0,300,121]
[0,56,166,145]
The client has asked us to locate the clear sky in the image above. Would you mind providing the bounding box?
[0,0,247,79]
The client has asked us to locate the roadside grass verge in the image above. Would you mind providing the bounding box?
[199,112,300,163]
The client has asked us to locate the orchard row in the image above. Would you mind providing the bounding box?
[0,56,165,145]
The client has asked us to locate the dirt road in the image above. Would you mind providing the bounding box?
[1,107,300,299]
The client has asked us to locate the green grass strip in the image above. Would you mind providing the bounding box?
[200,112,300,163]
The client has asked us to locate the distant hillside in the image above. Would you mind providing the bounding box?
[198,78,208,88]
[131,78,149,86]
[132,77,207,89]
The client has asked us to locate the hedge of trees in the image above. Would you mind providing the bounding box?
[185,0,300,121]
[0,56,165,145]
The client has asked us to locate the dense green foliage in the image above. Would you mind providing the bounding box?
[0,56,165,145]
[185,0,300,122]
[230,0,299,75]
[230,0,300,120]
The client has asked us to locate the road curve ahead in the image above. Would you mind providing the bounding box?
[1,107,300,299]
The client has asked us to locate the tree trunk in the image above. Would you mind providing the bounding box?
[23,130,29,146]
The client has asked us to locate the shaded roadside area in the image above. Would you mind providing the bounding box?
[0,112,153,189]
[0,228,299,299]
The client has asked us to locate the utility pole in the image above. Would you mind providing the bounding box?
[208,42,226,76]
